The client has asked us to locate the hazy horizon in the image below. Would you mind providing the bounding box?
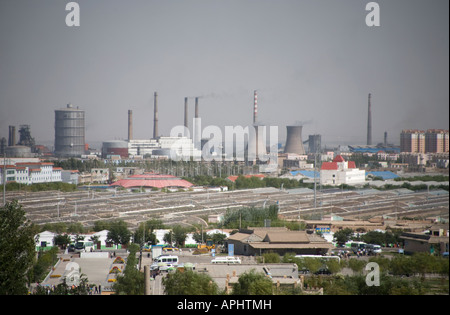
[1,0,448,149]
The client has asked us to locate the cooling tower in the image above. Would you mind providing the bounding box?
[284,125,306,155]
[54,103,85,157]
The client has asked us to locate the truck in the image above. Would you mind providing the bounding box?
[197,240,215,251]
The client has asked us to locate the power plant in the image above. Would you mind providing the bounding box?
[54,103,85,157]
[284,125,306,155]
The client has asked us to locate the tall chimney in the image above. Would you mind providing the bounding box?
[195,97,199,118]
[253,90,258,124]
[8,126,16,146]
[184,97,189,129]
[128,110,133,141]
[153,92,158,139]
[367,93,372,145]
[194,97,200,149]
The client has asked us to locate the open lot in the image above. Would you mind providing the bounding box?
[5,186,448,230]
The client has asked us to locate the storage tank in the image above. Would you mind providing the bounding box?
[102,140,129,158]
[54,104,85,157]
[284,125,306,155]
[5,145,32,158]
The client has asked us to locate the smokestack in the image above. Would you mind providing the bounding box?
[153,92,158,139]
[184,97,188,129]
[194,97,200,149]
[128,110,133,141]
[195,97,199,118]
[367,93,372,145]
[253,90,258,124]
[384,131,387,147]
[8,126,16,146]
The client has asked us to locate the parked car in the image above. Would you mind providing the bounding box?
[314,268,332,275]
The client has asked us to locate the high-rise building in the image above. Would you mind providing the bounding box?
[400,129,449,153]
[400,130,425,153]
[425,129,449,153]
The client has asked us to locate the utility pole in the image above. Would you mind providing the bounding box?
[3,155,6,206]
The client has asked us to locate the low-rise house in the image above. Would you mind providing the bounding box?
[400,224,449,255]
[225,227,333,256]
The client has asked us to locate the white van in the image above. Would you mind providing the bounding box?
[151,255,179,271]
[211,256,241,264]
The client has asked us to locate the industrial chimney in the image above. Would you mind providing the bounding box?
[284,125,306,155]
[194,97,201,149]
[253,90,258,124]
[184,97,189,130]
[128,110,133,141]
[153,92,158,139]
[367,93,372,145]
[8,126,15,146]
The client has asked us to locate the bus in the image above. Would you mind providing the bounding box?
[294,255,340,263]
[151,255,179,271]
[211,256,241,264]
[349,242,367,253]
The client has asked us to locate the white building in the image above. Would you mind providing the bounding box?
[158,136,202,160]
[0,161,62,185]
[320,155,365,186]
[128,139,159,157]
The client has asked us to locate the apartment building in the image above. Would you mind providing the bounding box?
[401,129,449,153]
[400,130,426,153]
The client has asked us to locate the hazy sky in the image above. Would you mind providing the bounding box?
[0,0,448,148]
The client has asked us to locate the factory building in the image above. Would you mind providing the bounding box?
[102,140,129,158]
[320,155,365,186]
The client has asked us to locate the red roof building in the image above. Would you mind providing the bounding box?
[110,173,193,189]
[320,155,365,186]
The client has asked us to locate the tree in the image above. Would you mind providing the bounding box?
[133,222,157,247]
[162,270,220,295]
[333,228,354,246]
[0,200,37,294]
[163,231,173,245]
[232,269,273,295]
[172,225,188,247]
[113,243,145,295]
[106,220,131,246]
[53,234,72,249]
[347,258,366,274]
